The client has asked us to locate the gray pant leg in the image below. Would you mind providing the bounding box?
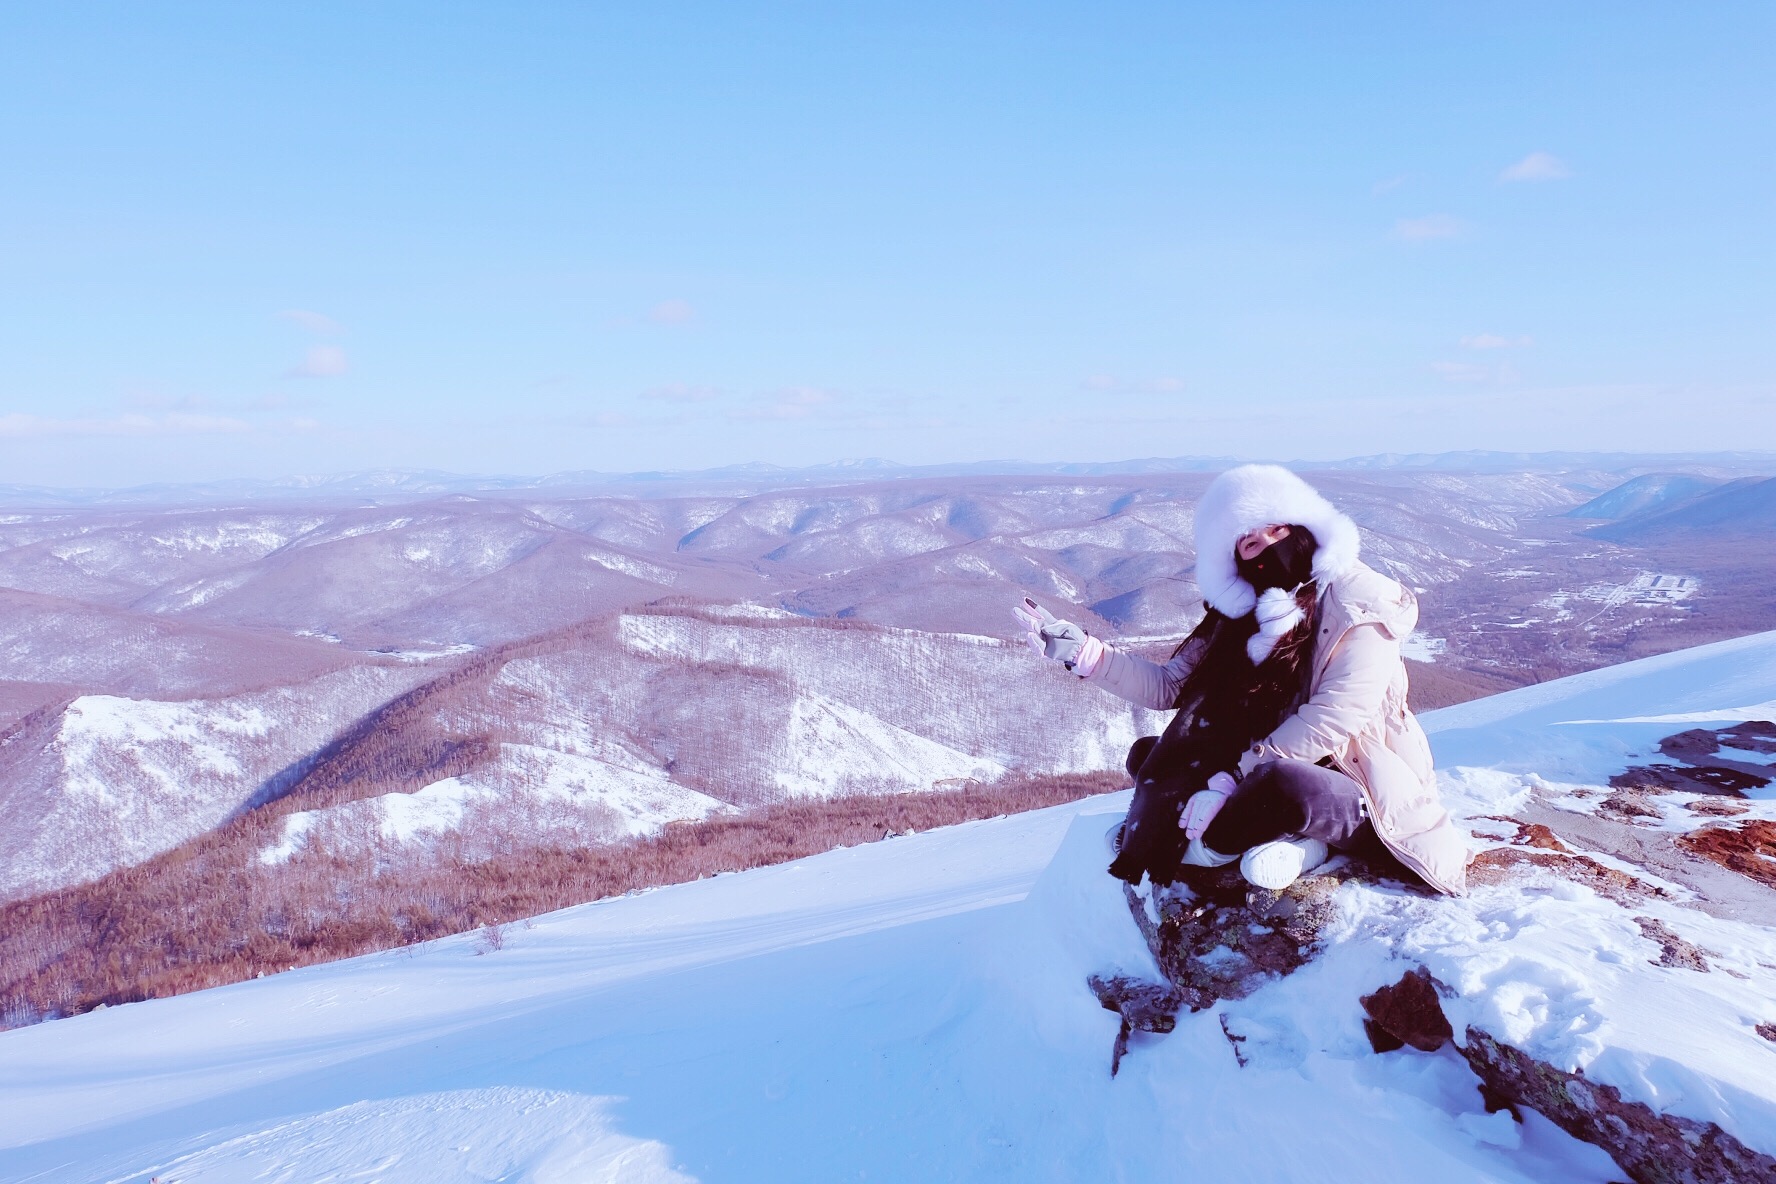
[1202,759,1368,853]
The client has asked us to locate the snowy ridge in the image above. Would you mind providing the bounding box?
[0,666,430,900]
[262,743,729,865]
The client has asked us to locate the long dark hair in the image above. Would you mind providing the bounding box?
[1168,583,1320,715]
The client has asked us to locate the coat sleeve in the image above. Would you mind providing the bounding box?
[1242,623,1396,770]
[1083,637,1202,710]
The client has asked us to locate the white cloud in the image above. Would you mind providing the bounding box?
[1371,174,1408,196]
[279,309,344,336]
[1499,151,1572,182]
[290,345,349,378]
[1460,333,1534,350]
[0,412,253,438]
[1394,214,1466,242]
[640,383,721,403]
[647,299,696,326]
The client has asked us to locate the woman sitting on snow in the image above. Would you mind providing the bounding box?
[1015,464,1467,895]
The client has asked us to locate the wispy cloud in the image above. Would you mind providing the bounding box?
[640,383,721,403]
[0,412,253,438]
[279,309,344,336]
[1499,151,1572,183]
[1394,214,1466,242]
[647,299,696,326]
[729,387,836,421]
[290,345,349,378]
[1460,333,1534,350]
[1371,174,1408,196]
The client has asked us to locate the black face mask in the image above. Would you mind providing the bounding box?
[1235,525,1318,594]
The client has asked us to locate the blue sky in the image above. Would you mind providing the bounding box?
[1,2,1771,485]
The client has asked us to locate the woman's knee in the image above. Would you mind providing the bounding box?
[1245,759,1368,845]
[1125,735,1159,780]
[1244,759,1327,803]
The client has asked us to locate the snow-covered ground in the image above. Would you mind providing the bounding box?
[5,633,1776,1182]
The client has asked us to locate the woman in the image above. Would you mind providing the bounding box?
[1015,464,1468,895]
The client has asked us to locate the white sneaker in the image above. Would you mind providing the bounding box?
[1239,838,1329,890]
[1180,836,1238,868]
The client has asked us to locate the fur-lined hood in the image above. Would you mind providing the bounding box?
[1194,464,1362,618]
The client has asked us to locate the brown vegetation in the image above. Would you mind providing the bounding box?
[1404,660,1525,712]
[0,769,1123,1029]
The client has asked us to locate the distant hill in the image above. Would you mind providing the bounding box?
[4,450,1775,507]
[1567,473,1723,520]
[1591,476,1776,540]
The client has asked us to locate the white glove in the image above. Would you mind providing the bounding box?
[1012,596,1056,656]
[1180,772,1237,840]
[1011,597,1103,673]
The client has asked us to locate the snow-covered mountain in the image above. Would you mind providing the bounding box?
[0,608,1165,901]
[3,632,1774,1182]
[0,664,434,901]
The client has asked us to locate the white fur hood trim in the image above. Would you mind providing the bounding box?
[1194,464,1361,618]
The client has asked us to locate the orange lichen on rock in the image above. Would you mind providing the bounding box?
[1469,847,1670,907]
[1679,820,1776,891]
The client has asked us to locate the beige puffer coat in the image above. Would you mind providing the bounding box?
[1088,560,1469,896]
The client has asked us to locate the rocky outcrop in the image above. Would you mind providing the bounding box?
[1087,974,1183,1077]
[1089,860,1356,1075]
[1123,862,1348,1012]
[1359,966,1452,1053]
[1358,967,1776,1184]
[1459,1027,1776,1184]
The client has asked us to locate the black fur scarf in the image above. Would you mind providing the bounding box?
[1107,597,1317,885]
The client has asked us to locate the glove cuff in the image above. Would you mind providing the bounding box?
[1071,634,1106,677]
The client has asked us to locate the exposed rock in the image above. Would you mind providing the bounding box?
[1680,821,1776,891]
[1634,916,1711,972]
[1352,964,1776,1182]
[1363,1017,1406,1054]
[1514,796,1776,925]
[1122,860,1355,1016]
[1087,973,1183,1077]
[1687,798,1751,818]
[1610,722,1775,799]
[1514,822,1570,851]
[1218,1013,1249,1067]
[1360,967,1453,1052]
[1600,788,1664,821]
[1719,720,1776,755]
[1756,1022,1776,1043]
[1469,846,1672,907]
[1460,1027,1776,1184]
[1661,721,1776,763]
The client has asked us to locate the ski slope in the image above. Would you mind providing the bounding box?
[6,634,1776,1182]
